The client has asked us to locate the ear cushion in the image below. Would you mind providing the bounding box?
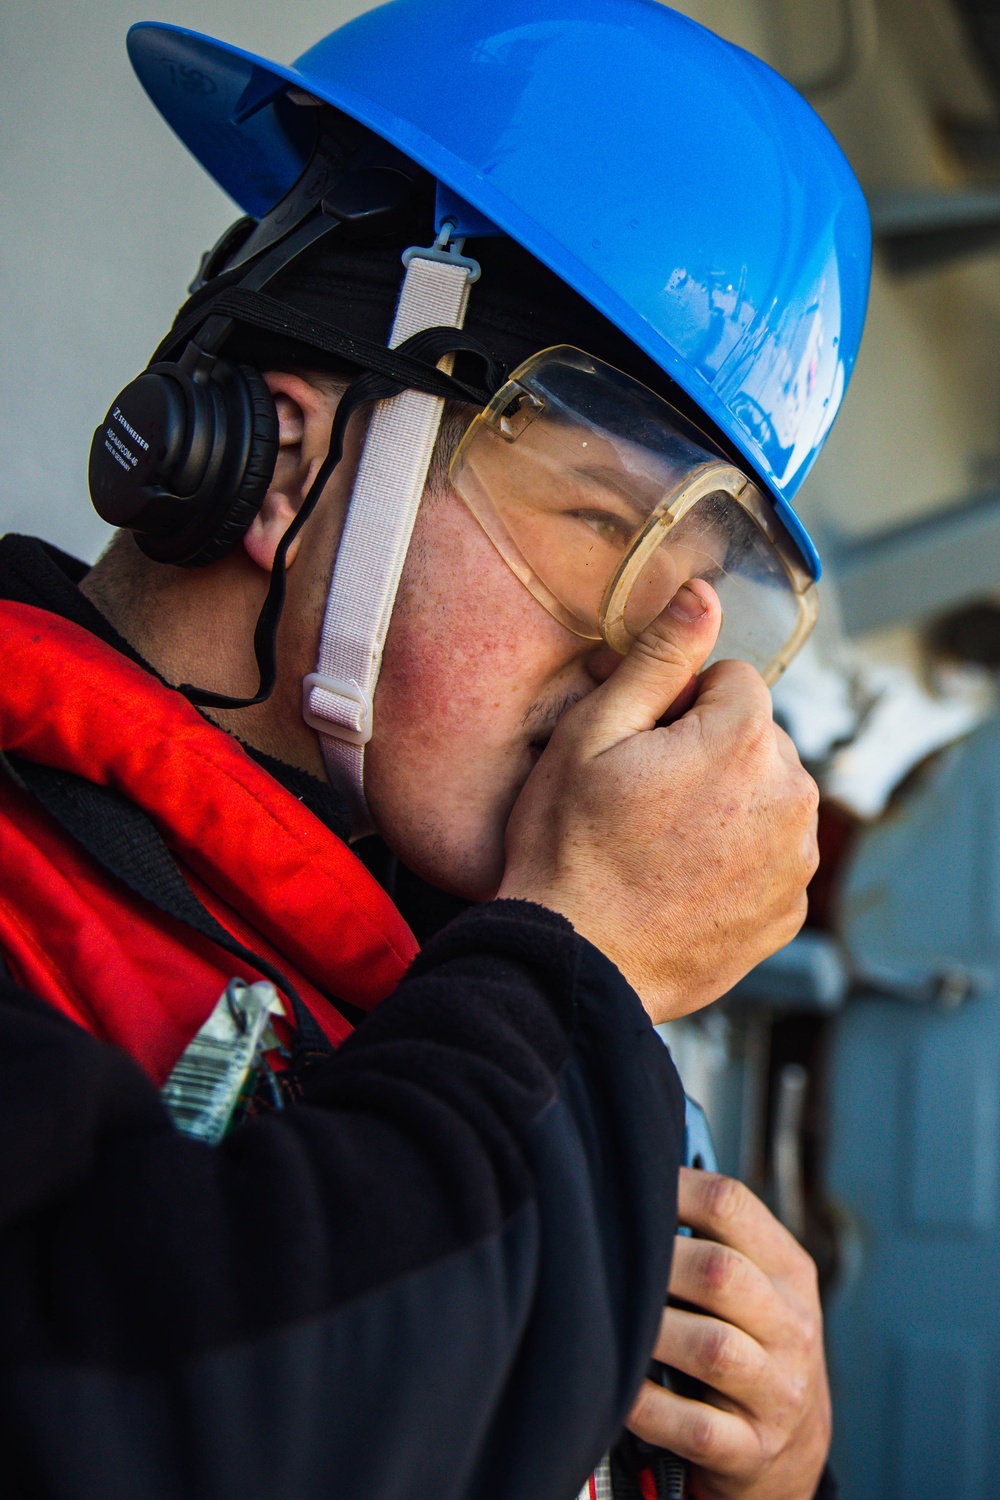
[184,365,280,567]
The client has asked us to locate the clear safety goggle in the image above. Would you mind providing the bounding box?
[449,346,818,685]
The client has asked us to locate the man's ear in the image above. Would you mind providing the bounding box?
[242,370,339,572]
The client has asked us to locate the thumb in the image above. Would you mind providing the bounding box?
[579,579,722,752]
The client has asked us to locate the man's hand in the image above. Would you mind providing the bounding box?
[627,1169,831,1500]
[498,581,819,1024]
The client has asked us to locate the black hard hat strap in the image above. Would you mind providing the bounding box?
[162,283,504,405]
[156,213,347,366]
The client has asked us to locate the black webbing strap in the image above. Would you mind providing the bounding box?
[154,285,505,407]
[0,752,332,1062]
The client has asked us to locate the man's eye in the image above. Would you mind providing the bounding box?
[572,509,634,547]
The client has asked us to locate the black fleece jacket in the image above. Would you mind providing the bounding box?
[0,535,686,1500]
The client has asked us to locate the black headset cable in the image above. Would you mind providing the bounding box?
[178,327,504,711]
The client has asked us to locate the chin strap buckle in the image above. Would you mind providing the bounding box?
[402,219,481,281]
[302,673,374,746]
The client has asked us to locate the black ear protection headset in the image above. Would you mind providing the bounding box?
[89,120,425,570]
[88,109,504,711]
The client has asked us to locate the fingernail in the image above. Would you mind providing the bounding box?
[667,583,708,622]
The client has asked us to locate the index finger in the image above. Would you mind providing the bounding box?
[676,1168,812,1287]
[687,657,774,727]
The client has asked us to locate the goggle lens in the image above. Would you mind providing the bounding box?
[450,347,817,686]
[613,489,817,681]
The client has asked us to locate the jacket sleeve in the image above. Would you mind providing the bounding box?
[0,899,684,1500]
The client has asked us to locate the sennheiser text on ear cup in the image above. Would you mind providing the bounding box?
[175,364,279,567]
[88,357,279,568]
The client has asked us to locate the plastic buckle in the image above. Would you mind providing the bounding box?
[302,673,374,746]
[401,219,481,282]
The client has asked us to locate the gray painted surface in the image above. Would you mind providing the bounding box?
[832,489,1000,634]
[827,714,1000,1497]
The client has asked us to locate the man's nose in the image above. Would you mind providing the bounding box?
[585,641,625,684]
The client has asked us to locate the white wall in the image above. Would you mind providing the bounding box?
[0,0,374,562]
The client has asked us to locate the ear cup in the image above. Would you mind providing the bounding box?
[179,365,280,567]
[121,360,280,568]
[89,369,192,533]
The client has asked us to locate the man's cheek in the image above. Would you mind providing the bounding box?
[388,610,535,740]
[404,663,522,758]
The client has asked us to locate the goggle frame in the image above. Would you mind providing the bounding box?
[450,347,819,686]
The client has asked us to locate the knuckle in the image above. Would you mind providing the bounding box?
[701,1324,742,1380]
[633,624,698,672]
[628,1380,657,1430]
[729,658,767,691]
[704,1171,749,1229]
[699,1241,741,1297]
[687,1408,722,1461]
[796,769,821,818]
[797,1303,824,1361]
[738,708,773,757]
[784,1372,809,1420]
[757,1422,788,1470]
[708,657,754,688]
[776,1292,823,1373]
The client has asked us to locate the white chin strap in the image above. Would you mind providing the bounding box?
[302,227,479,832]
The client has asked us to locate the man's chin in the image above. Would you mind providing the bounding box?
[374,814,508,905]
[368,751,536,904]
[416,849,506,905]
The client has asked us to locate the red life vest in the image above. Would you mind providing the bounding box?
[0,601,418,1083]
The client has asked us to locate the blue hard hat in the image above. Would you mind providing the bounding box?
[127,0,873,579]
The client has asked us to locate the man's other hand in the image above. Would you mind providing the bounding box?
[498,580,820,1024]
[627,1169,831,1500]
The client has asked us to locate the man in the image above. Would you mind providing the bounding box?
[0,2,868,1497]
